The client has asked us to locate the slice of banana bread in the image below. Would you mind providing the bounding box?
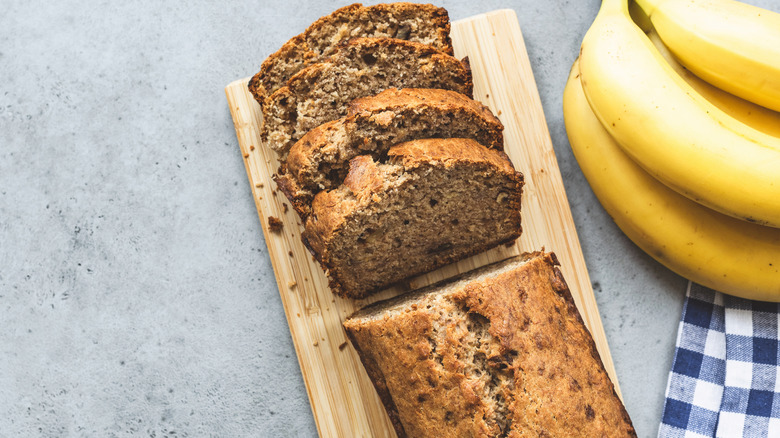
[248,2,453,104]
[343,252,637,437]
[276,88,505,219]
[301,138,523,299]
[261,37,473,156]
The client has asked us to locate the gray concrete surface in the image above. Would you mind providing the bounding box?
[3,0,773,436]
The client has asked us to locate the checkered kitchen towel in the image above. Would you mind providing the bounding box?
[658,283,780,438]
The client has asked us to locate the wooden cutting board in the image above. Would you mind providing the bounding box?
[226,9,619,437]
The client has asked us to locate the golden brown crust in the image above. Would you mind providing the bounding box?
[347,88,488,119]
[301,138,524,298]
[343,318,409,436]
[387,137,515,174]
[343,253,637,437]
[248,2,453,103]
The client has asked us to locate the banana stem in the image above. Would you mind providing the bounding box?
[633,0,662,15]
[600,0,630,15]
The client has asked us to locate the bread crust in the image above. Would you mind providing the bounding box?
[301,138,524,298]
[386,137,514,173]
[343,314,409,435]
[343,252,637,437]
[248,2,453,104]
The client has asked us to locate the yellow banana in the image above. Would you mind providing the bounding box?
[578,0,780,227]
[563,59,780,301]
[646,27,780,138]
[635,0,780,112]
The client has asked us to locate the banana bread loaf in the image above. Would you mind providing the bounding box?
[343,252,637,437]
[261,37,473,156]
[301,138,523,298]
[248,2,453,104]
[276,88,505,219]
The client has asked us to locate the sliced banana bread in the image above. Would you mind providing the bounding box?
[301,138,523,299]
[261,37,473,156]
[343,252,637,437]
[276,88,504,219]
[248,2,453,104]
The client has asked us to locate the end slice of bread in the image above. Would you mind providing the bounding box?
[261,37,473,157]
[301,138,524,299]
[343,252,637,437]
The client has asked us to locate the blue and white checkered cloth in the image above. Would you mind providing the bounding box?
[659,283,780,438]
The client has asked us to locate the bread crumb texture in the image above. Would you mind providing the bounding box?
[268,216,284,232]
[301,138,523,299]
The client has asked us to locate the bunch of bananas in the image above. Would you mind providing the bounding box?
[563,0,780,300]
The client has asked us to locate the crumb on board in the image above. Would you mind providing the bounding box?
[271,190,277,196]
[338,342,348,351]
[255,182,264,188]
[313,341,319,347]
[268,216,284,232]
[288,250,294,257]
[498,110,502,116]
[283,203,288,213]
[243,152,249,159]
[250,145,255,151]
[288,280,297,289]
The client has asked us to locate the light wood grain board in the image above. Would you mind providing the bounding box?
[226,9,619,437]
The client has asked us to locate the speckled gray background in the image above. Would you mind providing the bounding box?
[2,0,776,436]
